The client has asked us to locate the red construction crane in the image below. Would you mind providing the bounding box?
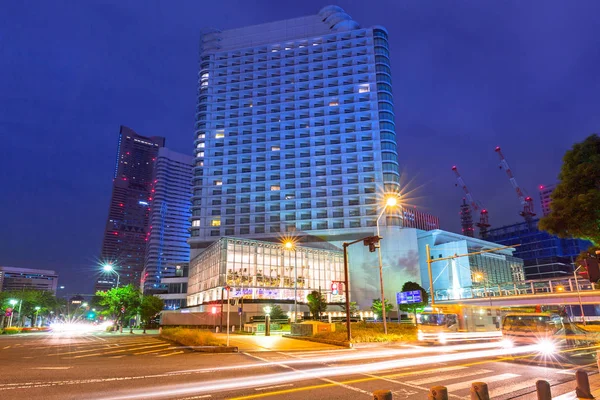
[452,166,490,238]
[494,146,535,225]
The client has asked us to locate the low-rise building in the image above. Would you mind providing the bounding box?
[158,264,189,310]
[0,266,59,293]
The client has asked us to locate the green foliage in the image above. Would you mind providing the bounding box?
[95,285,141,327]
[306,290,327,319]
[267,304,287,320]
[140,295,164,332]
[314,323,417,343]
[371,298,393,320]
[0,289,61,326]
[340,301,359,315]
[539,134,600,245]
[160,327,225,347]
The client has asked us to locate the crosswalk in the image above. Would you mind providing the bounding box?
[29,334,189,359]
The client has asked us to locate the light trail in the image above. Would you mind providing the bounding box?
[100,344,542,400]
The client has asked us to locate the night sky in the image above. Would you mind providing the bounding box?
[1,1,599,296]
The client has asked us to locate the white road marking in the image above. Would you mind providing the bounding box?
[30,367,72,370]
[156,351,184,357]
[444,373,519,392]
[177,395,212,399]
[254,384,293,391]
[488,378,541,398]
[407,369,492,385]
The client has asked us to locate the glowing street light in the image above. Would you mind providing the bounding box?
[34,306,41,328]
[101,263,120,288]
[282,239,298,323]
[8,299,20,328]
[375,194,400,335]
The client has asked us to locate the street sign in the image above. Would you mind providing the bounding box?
[397,290,422,305]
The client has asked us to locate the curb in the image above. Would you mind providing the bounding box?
[183,345,239,353]
[283,334,352,348]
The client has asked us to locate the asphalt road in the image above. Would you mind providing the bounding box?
[0,332,596,400]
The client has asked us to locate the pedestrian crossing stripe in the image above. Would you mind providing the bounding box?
[444,373,519,393]
[488,378,540,398]
[407,369,492,386]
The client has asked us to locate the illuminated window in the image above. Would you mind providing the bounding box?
[197,151,204,157]
[214,180,222,186]
[271,146,280,151]
[196,142,205,148]
[198,133,205,139]
[270,185,280,191]
[215,129,225,139]
[358,84,370,93]
[211,219,221,227]
[192,220,200,227]
[329,101,339,107]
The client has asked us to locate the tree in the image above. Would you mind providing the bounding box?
[340,301,359,315]
[95,285,141,333]
[139,295,164,334]
[0,289,60,327]
[306,290,327,320]
[371,298,393,320]
[267,304,287,320]
[397,281,429,325]
[539,134,600,245]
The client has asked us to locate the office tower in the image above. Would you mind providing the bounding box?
[189,5,400,256]
[0,266,59,294]
[142,148,194,294]
[96,126,165,291]
[539,184,556,217]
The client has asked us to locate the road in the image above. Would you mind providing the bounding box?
[0,332,596,400]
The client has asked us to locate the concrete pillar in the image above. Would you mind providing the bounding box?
[428,386,448,400]
[373,389,392,400]
[575,370,593,399]
[470,382,489,400]
[536,380,551,400]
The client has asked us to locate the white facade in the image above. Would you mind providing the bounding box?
[189,6,400,256]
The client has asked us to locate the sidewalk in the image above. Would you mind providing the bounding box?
[214,333,345,352]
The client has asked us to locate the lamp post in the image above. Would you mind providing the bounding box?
[283,240,298,323]
[375,195,398,335]
[8,299,18,328]
[574,265,586,326]
[102,263,120,288]
[34,306,41,327]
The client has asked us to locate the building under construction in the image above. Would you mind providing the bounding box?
[485,219,592,280]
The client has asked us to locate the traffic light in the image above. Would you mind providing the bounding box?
[363,236,382,252]
[583,257,600,283]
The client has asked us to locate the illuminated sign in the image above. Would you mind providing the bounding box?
[397,290,422,305]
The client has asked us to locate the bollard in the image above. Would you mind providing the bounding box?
[575,370,594,399]
[373,389,392,400]
[470,382,489,400]
[597,350,600,375]
[429,386,448,400]
[536,380,551,400]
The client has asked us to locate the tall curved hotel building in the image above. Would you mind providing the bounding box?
[189,6,401,256]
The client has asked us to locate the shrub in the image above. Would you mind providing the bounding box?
[2,327,22,335]
[314,322,416,343]
[160,327,226,347]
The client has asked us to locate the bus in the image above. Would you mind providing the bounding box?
[417,304,502,344]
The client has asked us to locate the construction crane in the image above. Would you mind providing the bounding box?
[452,166,490,239]
[494,146,536,227]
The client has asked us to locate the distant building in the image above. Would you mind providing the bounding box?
[158,263,189,310]
[0,266,59,293]
[486,220,592,279]
[96,126,165,291]
[401,207,440,231]
[539,184,557,217]
[142,148,194,294]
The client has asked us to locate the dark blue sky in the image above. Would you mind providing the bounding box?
[1,1,598,296]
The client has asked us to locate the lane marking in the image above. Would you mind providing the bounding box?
[70,343,171,358]
[30,367,72,370]
[3,346,11,349]
[177,395,212,399]
[488,378,541,398]
[134,347,178,355]
[157,351,184,357]
[53,340,167,356]
[407,369,491,385]
[444,373,519,392]
[254,384,293,391]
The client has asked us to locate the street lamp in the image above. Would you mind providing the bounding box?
[375,195,399,335]
[102,263,120,288]
[574,265,586,326]
[283,240,298,323]
[8,299,18,328]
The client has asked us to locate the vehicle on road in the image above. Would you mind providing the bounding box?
[417,305,501,344]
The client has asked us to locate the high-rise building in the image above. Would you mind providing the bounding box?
[0,266,59,294]
[96,126,165,291]
[189,5,400,257]
[539,183,556,216]
[142,148,194,294]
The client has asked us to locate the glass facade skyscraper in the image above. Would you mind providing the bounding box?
[189,6,400,256]
[142,148,194,294]
[96,126,164,291]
